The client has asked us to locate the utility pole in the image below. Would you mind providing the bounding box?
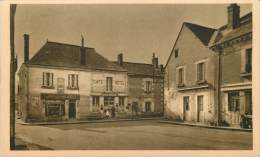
[10,4,17,150]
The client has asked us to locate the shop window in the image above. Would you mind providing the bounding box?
[197,95,204,111]
[92,96,100,107]
[245,91,252,115]
[183,96,190,111]
[104,96,114,106]
[228,92,240,112]
[197,62,205,83]
[45,103,65,116]
[68,74,78,89]
[106,77,113,91]
[145,81,152,93]
[42,72,53,88]
[119,97,125,107]
[145,102,151,112]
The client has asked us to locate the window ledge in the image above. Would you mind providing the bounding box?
[240,72,252,77]
[196,80,207,85]
[67,87,79,90]
[41,86,55,89]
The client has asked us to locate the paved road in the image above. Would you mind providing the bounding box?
[16,120,252,150]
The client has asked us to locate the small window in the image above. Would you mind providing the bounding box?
[175,49,179,58]
[228,92,240,112]
[145,101,151,112]
[197,95,204,111]
[68,74,78,89]
[106,77,113,91]
[145,81,152,93]
[42,72,53,88]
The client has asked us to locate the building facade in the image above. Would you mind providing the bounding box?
[210,4,252,128]
[18,35,128,122]
[114,53,164,117]
[164,4,252,128]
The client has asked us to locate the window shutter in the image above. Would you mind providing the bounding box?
[240,49,246,73]
[68,75,71,87]
[42,72,45,86]
[76,75,78,88]
[51,73,53,86]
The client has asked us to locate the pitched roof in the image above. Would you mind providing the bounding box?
[184,22,216,46]
[209,12,252,46]
[113,61,163,76]
[28,41,126,72]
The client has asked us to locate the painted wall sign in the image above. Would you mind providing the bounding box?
[41,93,80,100]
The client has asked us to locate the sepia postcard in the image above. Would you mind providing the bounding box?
[0,0,260,157]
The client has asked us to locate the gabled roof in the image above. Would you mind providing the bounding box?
[165,22,216,68]
[184,22,216,46]
[28,41,126,72]
[113,61,163,76]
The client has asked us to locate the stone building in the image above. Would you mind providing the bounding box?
[18,35,128,122]
[210,4,252,128]
[114,53,164,117]
[164,4,252,128]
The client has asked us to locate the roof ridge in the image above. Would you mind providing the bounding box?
[47,40,94,49]
[113,61,153,66]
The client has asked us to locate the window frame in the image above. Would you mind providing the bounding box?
[42,72,54,88]
[228,92,240,112]
[68,74,79,90]
[106,77,113,91]
[197,95,204,111]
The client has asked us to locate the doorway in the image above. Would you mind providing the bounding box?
[197,95,204,122]
[69,100,76,119]
[183,96,189,121]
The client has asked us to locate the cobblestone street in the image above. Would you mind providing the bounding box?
[15,120,252,150]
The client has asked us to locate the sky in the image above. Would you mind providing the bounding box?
[14,4,252,70]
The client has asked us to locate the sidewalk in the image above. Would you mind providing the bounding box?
[159,120,252,132]
[16,117,163,125]
[15,136,52,150]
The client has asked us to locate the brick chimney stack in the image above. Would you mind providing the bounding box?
[24,34,29,63]
[227,3,240,29]
[152,53,159,68]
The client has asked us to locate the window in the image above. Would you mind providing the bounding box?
[245,48,252,73]
[183,96,190,111]
[228,92,240,111]
[197,95,204,111]
[104,96,114,106]
[145,102,151,112]
[42,72,53,88]
[197,62,205,82]
[68,74,78,89]
[178,68,184,86]
[145,81,152,93]
[45,103,65,116]
[245,91,252,115]
[174,49,179,58]
[92,96,100,107]
[119,97,125,107]
[106,77,113,91]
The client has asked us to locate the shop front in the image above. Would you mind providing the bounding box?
[41,93,80,121]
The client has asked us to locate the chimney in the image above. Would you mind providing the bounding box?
[152,53,158,68]
[227,4,240,29]
[117,53,123,66]
[24,34,29,63]
[160,64,164,72]
[80,35,86,65]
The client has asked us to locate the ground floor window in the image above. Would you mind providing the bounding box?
[119,97,125,107]
[45,101,65,117]
[92,96,100,107]
[228,92,240,112]
[145,101,151,112]
[104,96,114,106]
[197,95,204,111]
[245,91,252,115]
[183,96,190,111]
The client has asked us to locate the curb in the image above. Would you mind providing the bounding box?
[159,120,252,132]
[17,117,163,126]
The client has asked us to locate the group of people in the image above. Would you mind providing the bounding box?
[100,106,116,119]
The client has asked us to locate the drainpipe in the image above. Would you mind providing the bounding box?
[216,45,223,126]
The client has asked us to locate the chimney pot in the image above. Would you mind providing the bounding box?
[24,34,29,63]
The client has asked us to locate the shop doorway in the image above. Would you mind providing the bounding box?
[69,100,76,119]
